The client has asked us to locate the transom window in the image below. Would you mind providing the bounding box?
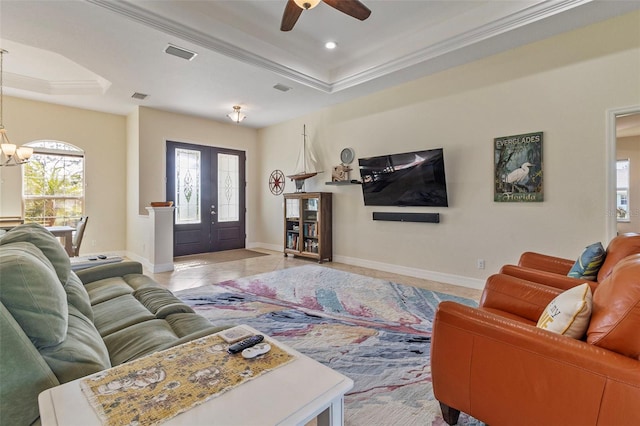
[22,140,85,226]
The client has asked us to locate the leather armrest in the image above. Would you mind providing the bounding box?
[479,274,562,322]
[500,264,596,292]
[431,301,640,425]
[434,301,640,377]
[518,251,575,274]
[75,261,144,285]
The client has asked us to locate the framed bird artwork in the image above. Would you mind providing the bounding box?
[493,132,543,202]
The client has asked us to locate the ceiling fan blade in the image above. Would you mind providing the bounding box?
[281,0,303,31]
[322,0,371,21]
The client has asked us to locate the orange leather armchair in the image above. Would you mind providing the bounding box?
[431,254,640,426]
[500,233,640,292]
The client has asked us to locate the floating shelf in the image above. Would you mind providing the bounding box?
[325,181,362,185]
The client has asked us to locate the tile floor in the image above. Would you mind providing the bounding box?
[146,248,483,301]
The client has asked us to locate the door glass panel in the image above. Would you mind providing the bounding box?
[218,153,239,222]
[175,148,201,224]
[286,198,299,219]
[617,159,630,221]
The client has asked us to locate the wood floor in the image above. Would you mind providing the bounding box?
[146,248,483,301]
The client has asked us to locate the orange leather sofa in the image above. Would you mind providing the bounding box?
[500,233,640,292]
[431,254,640,426]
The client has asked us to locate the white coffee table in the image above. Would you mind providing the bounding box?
[38,326,353,426]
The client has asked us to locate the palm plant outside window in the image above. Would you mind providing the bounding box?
[22,140,84,226]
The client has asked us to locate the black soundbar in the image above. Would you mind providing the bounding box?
[372,212,440,223]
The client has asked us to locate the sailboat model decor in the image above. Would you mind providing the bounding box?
[287,125,322,192]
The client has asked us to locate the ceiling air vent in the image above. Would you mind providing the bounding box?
[165,44,197,61]
[273,83,292,92]
[131,92,148,100]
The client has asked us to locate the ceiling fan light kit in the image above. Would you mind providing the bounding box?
[294,0,321,10]
[281,0,371,32]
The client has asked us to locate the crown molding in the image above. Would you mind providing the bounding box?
[86,0,332,93]
[332,0,592,91]
[4,72,110,95]
[87,0,592,94]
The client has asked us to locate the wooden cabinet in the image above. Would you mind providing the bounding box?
[284,192,332,263]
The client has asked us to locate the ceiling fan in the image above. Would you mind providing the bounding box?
[281,0,371,32]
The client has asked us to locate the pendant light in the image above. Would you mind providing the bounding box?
[0,49,32,166]
[227,105,246,124]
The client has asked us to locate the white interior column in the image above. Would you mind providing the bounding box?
[145,206,175,272]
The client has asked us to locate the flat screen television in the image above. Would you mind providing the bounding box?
[358,148,449,207]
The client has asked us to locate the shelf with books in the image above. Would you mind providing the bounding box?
[302,239,319,254]
[303,222,318,238]
[283,192,332,263]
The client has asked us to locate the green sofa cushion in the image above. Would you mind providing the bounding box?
[75,261,143,285]
[0,245,68,348]
[165,312,222,337]
[64,273,94,321]
[103,319,181,365]
[84,277,134,305]
[1,223,71,284]
[92,294,155,337]
[123,273,164,290]
[40,305,111,383]
[133,287,195,318]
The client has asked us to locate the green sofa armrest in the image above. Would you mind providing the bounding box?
[1,303,60,426]
[76,261,143,285]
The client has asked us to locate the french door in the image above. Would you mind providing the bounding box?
[166,141,246,256]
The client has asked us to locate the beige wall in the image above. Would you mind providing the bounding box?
[256,11,640,286]
[0,96,126,254]
[617,135,640,234]
[126,106,259,261]
[2,11,638,286]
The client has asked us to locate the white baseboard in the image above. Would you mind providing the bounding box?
[250,242,485,290]
[247,242,281,252]
[124,250,174,273]
[149,262,175,273]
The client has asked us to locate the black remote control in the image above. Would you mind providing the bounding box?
[227,335,264,354]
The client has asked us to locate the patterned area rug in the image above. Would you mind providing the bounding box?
[175,265,483,426]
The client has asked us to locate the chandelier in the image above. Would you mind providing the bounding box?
[0,49,32,166]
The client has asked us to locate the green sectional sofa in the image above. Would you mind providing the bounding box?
[0,224,228,425]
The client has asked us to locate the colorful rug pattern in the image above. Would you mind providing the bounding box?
[176,265,483,425]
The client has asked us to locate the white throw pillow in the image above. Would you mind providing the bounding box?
[536,283,592,339]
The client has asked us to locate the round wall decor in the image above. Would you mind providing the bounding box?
[269,169,285,195]
[340,147,355,165]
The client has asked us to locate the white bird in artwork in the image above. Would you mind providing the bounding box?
[505,162,533,185]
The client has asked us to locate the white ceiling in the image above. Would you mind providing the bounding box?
[0,0,639,128]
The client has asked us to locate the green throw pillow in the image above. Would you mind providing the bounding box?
[567,242,606,281]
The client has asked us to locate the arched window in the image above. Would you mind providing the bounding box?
[22,140,85,226]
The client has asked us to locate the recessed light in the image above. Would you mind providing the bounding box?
[325,41,337,50]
